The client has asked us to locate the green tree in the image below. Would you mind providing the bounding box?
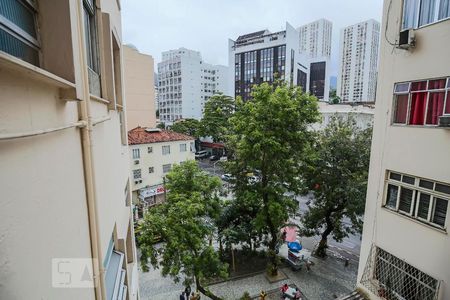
[200,93,235,142]
[156,122,165,129]
[138,161,227,300]
[300,116,372,257]
[171,118,201,138]
[329,89,340,104]
[227,82,319,275]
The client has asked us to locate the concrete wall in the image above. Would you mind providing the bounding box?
[123,45,156,129]
[357,0,450,299]
[0,0,138,298]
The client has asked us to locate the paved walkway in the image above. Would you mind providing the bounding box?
[139,243,358,300]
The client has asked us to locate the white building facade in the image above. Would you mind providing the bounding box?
[337,19,380,103]
[298,19,333,102]
[312,102,374,131]
[128,127,195,214]
[228,22,310,101]
[157,48,231,124]
[357,0,450,299]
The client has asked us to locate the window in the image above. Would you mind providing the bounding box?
[361,246,439,300]
[162,145,170,155]
[0,0,39,65]
[148,146,153,153]
[384,170,450,229]
[83,0,101,96]
[179,143,187,152]
[148,167,154,174]
[132,169,141,179]
[393,78,449,126]
[403,0,450,29]
[132,148,140,159]
[162,164,171,174]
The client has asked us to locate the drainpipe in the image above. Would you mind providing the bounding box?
[72,1,106,299]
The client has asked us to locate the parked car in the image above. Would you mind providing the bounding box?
[209,155,220,161]
[195,150,208,159]
[221,173,234,182]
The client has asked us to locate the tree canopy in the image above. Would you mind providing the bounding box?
[170,118,202,138]
[300,115,372,257]
[226,82,319,274]
[200,93,235,142]
[138,161,227,300]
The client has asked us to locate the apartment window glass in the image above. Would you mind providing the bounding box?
[132,148,140,159]
[0,0,39,65]
[393,77,449,126]
[83,0,101,96]
[132,169,141,179]
[179,143,187,152]
[402,0,420,29]
[419,0,436,26]
[147,146,153,153]
[162,145,170,155]
[162,164,171,174]
[439,0,450,19]
[148,167,154,174]
[403,0,450,28]
[384,171,449,229]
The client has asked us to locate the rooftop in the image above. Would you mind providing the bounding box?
[128,127,194,145]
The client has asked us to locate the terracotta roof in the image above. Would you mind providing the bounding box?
[128,127,194,145]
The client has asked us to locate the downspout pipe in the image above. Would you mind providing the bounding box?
[73,1,107,299]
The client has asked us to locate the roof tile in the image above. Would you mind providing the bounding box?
[128,127,194,145]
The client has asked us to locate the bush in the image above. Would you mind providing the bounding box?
[240,291,251,300]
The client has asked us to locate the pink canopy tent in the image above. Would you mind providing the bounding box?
[281,226,297,242]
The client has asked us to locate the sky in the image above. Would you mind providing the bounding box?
[122,0,383,77]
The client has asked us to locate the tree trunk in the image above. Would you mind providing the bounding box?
[195,276,223,300]
[263,191,279,275]
[315,214,333,258]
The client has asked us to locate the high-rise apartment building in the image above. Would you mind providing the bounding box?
[229,22,310,101]
[298,18,332,59]
[0,0,138,299]
[157,48,230,124]
[298,19,333,102]
[337,19,380,103]
[124,44,156,129]
[357,1,450,299]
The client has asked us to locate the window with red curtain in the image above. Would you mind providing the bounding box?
[411,81,427,91]
[426,92,445,125]
[409,92,427,125]
[394,95,409,124]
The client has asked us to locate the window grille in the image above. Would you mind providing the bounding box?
[360,245,440,300]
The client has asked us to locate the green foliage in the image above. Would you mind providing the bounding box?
[156,122,165,129]
[240,291,251,300]
[200,93,235,142]
[170,118,201,138]
[329,89,341,104]
[138,161,227,299]
[300,115,372,257]
[226,81,319,272]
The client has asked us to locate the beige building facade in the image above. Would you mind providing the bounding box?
[357,0,450,299]
[0,0,138,299]
[124,45,156,129]
[128,127,195,214]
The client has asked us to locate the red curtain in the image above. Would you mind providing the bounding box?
[446,91,450,114]
[409,92,427,125]
[426,92,445,125]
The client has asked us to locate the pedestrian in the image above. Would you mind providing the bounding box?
[190,292,196,300]
[180,291,185,300]
[259,290,267,300]
[185,285,191,298]
[282,228,287,242]
[294,288,301,300]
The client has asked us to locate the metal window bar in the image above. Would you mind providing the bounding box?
[360,245,440,300]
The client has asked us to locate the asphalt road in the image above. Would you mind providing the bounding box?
[197,160,362,263]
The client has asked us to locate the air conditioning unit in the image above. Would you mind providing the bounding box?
[134,160,139,165]
[398,29,416,50]
[438,115,450,128]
